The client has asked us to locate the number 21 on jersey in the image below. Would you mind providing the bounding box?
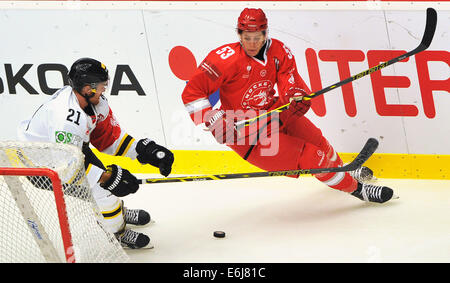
[66,108,81,125]
[216,46,235,59]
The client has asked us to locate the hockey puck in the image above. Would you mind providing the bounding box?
[213,231,226,238]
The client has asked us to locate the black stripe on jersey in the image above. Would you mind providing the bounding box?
[115,135,133,156]
[102,205,123,219]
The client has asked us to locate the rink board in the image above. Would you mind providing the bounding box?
[0,1,448,179]
[93,149,450,180]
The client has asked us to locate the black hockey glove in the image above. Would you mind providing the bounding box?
[100,165,139,197]
[136,138,174,177]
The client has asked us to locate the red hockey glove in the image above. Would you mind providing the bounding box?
[280,87,311,123]
[204,109,237,144]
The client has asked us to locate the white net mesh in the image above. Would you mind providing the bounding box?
[0,141,129,263]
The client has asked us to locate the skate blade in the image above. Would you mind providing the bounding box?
[123,244,154,250]
[126,219,156,228]
[141,244,154,250]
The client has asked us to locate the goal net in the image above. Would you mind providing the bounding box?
[0,141,129,263]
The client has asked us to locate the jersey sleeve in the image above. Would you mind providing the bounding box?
[90,96,139,160]
[273,40,309,105]
[181,45,237,125]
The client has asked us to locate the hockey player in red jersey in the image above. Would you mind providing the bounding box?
[182,8,396,203]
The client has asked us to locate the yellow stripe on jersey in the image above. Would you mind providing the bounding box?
[114,134,135,157]
[85,163,93,175]
[102,202,123,219]
[121,137,135,157]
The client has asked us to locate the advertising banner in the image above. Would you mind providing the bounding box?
[0,1,448,177]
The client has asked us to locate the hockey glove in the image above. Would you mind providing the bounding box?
[136,138,174,177]
[204,109,237,144]
[100,165,139,197]
[280,87,311,123]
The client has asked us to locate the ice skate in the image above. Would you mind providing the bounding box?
[124,207,151,226]
[117,229,153,249]
[351,182,398,203]
[347,165,376,183]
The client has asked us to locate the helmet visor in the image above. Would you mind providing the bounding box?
[90,80,109,94]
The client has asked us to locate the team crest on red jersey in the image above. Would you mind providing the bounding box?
[242,80,274,110]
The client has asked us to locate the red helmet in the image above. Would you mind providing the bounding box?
[237,8,268,32]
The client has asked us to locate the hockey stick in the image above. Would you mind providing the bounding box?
[235,7,437,130]
[138,138,378,184]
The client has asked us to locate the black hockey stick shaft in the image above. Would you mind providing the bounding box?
[236,8,437,129]
[305,7,437,100]
[139,138,378,184]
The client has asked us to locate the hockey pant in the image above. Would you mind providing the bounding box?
[229,116,358,193]
[82,144,126,234]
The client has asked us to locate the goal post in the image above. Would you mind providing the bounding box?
[0,141,129,263]
[0,167,74,262]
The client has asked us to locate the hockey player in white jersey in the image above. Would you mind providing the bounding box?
[17,58,175,249]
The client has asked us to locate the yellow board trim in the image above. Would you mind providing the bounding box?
[92,149,450,180]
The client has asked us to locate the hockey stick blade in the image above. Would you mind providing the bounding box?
[310,137,378,174]
[235,8,437,130]
[139,138,378,184]
[419,8,438,49]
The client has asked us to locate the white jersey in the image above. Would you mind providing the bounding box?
[17,85,148,235]
[17,86,110,185]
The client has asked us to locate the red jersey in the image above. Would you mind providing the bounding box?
[182,38,357,194]
[182,38,308,125]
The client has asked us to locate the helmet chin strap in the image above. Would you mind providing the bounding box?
[80,88,97,111]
